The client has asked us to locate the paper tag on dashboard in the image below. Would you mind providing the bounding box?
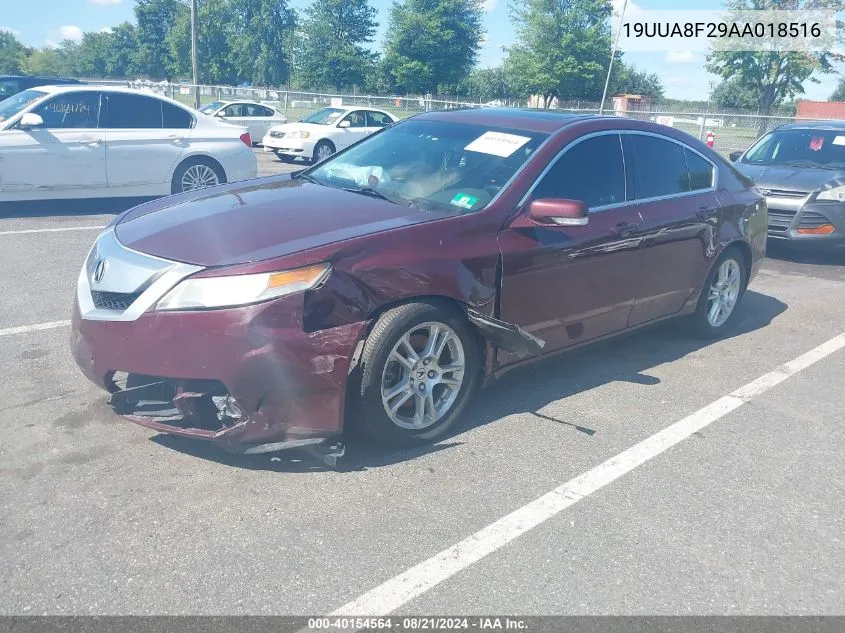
[465,131,531,157]
[832,136,845,146]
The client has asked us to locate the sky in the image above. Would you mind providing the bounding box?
[0,0,841,101]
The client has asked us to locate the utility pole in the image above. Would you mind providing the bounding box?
[599,0,628,115]
[191,0,199,109]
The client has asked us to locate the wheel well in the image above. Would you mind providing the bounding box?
[727,240,752,288]
[174,155,227,184]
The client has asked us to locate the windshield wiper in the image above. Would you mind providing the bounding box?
[294,172,318,183]
[342,187,417,208]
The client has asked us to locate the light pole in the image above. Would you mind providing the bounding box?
[178,0,200,108]
[599,0,628,115]
[191,0,199,108]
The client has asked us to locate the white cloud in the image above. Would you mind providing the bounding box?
[89,0,123,5]
[0,26,21,36]
[665,50,698,64]
[58,25,84,42]
[482,0,498,11]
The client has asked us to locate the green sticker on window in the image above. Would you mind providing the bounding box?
[450,193,478,209]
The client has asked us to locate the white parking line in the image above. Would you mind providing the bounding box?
[0,226,105,236]
[0,320,71,337]
[331,331,845,616]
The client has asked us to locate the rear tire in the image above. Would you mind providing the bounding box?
[689,246,747,339]
[353,301,480,447]
[171,157,225,194]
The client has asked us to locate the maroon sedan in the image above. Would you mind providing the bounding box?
[71,109,767,462]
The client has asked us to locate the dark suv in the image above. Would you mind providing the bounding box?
[0,75,83,100]
[731,121,845,253]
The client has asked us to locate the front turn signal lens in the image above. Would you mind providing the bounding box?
[797,224,836,235]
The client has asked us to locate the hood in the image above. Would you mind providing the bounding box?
[114,176,449,267]
[734,162,844,192]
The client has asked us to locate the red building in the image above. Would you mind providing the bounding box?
[796,100,845,121]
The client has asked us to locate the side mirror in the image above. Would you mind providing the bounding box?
[526,198,589,227]
[18,112,44,129]
[729,150,743,162]
[338,120,351,128]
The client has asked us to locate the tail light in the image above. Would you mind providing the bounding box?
[239,132,251,147]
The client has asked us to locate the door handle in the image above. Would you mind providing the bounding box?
[168,135,187,142]
[80,138,102,146]
[696,206,718,220]
[611,221,640,237]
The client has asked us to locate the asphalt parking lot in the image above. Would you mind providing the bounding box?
[1,148,843,615]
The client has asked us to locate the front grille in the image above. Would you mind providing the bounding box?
[763,188,808,199]
[767,208,796,231]
[798,211,831,229]
[91,290,141,311]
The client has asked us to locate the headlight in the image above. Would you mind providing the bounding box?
[156,263,330,311]
[817,184,845,202]
[288,131,310,139]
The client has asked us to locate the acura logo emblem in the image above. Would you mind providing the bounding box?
[760,189,772,196]
[92,258,108,284]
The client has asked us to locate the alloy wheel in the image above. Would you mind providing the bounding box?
[380,322,466,430]
[706,258,741,327]
[181,164,220,192]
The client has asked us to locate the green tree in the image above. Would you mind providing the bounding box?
[296,0,378,91]
[135,0,187,79]
[383,0,484,94]
[712,77,762,110]
[0,31,30,75]
[706,0,843,129]
[21,44,75,76]
[105,23,140,78]
[228,0,297,86]
[831,77,845,101]
[74,32,113,78]
[504,0,612,107]
[611,65,664,100]
[168,0,237,83]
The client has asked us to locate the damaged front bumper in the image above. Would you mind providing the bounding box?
[71,296,367,454]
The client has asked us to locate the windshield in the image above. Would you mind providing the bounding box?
[0,89,46,123]
[742,128,845,169]
[199,101,225,114]
[300,107,346,125]
[306,119,548,213]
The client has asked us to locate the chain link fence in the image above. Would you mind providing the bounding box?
[90,79,829,157]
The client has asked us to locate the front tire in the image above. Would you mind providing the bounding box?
[354,302,480,447]
[171,157,225,194]
[689,246,747,339]
[312,140,335,163]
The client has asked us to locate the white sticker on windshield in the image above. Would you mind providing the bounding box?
[833,135,845,146]
[464,131,532,157]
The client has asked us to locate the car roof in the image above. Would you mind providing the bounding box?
[414,107,599,133]
[778,120,845,131]
[32,84,168,96]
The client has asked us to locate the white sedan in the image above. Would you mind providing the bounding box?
[262,106,398,163]
[198,100,287,145]
[0,85,257,202]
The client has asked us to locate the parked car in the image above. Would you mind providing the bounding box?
[0,74,82,100]
[71,109,766,462]
[730,121,845,253]
[261,105,398,163]
[0,85,257,201]
[198,100,287,145]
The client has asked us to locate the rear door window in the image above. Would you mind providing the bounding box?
[532,133,626,209]
[162,101,193,129]
[624,134,690,199]
[103,93,163,128]
[685,148,714,191]
[366,111,392,128]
